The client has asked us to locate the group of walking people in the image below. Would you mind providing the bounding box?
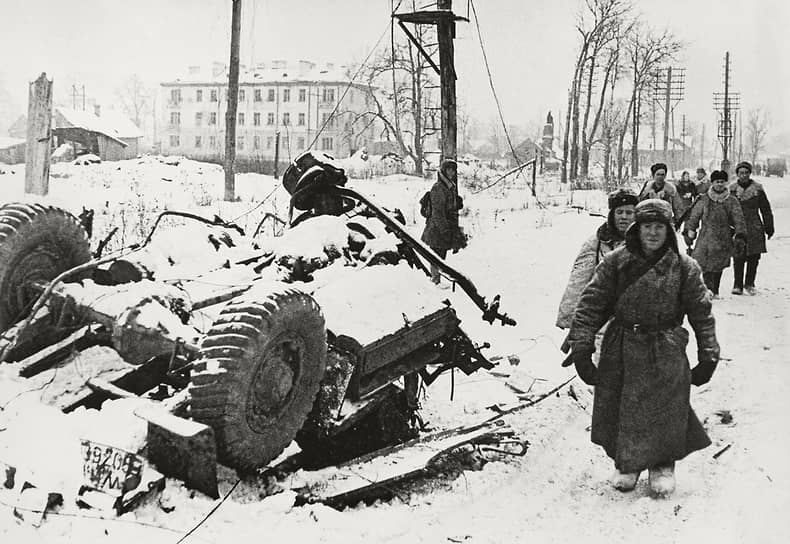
[555,160,776,498]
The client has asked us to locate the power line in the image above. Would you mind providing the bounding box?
[468,0,543,206]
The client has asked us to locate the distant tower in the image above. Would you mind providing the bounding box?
[542,111,554,154]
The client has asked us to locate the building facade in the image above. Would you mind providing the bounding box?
[160,61,379,162]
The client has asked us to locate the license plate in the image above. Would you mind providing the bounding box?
[81,440,143,496]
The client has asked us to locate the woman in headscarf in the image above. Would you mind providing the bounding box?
[567,199,720,497]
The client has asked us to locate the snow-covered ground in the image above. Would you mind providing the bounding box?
[0,158,788,543]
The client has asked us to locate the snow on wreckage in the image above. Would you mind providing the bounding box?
[0,151,516,517]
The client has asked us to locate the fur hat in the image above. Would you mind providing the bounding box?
[634,198,672,226]
[696,167,707,175]
[650,162,668,176]
[440,159,457,176]
[607,188,638,210]
[735,161,753,174]
[710,170,728,182]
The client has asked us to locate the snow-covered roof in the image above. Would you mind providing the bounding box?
[99,110,144,139]
[54,108,130,146]
[0,136,24,149]
[162,61,357,87]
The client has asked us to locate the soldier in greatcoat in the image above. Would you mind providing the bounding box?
[568,199,720,497]
[639,163,684,221]
[420,159,464,283]
[684,170,747,297]
[729,161,775,295]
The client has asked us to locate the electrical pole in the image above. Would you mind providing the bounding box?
[224,0,242,202]
[714,51,739,175]
[681,114,686,169]
[437,0,457,166]
[663,67,671,167]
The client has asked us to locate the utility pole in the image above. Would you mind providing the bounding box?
[437,0,457,166]
[681,114,686,169]
[25,73,53,196]
[663,67,671,166]
[713,51,739,175]
[224,0,242,202]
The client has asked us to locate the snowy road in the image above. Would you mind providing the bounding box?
[1,161,788,543]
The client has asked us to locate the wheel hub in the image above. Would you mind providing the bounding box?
[246,335,306,432]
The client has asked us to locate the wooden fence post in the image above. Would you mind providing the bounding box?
[25,73,53,196]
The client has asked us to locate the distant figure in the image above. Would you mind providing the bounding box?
[421,159,463,283]
[729,161,775,295]
[684,170,746,297]
[695,167,710,194]
[674,170,698,230]
[568,199,719,498]
[639,163,683,220]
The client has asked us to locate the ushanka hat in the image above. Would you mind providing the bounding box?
[634,198,672,226]
[710,170,728,182]
[607,188,638,209]
[650,162,668,175]
[735,161,753,173]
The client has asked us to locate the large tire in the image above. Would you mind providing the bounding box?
[0,203,90,330]
[188,289,327,471]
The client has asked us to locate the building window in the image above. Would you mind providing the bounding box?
[210,89,218,102]
[297,137,305,149]
[253,112,261,126]
[283,89,290,102]
[298,113,305,126]
[298,88,306,102]
[267,89,275,102]
[267,113,274,125]
[282,136,289,149]
[169,135,180,147]
[237,136,244,151]
[196,89,203,102]
[209,136,216,149]
[195,136,202,148]
[322,88,334,102]
[170,88,181,104]
[169,112,180,126]
[254,135,260,150]
[282,113,290,125]
[195,112,203,126]
[254,89,262,102]
[321,113,334,127]
[209,112,217,125]
[239,89,245,102]
[266,137,273,149]
[238,112,245,126]
[321,137,333,150]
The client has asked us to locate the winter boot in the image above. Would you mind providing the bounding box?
[745,286,757,296]
[731,287,743,295]
[611,469,640,492]
[648,462,676,497]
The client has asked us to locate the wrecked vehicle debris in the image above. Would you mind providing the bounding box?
[0,151,516,509]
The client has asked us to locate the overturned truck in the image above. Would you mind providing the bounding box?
[0,152,514,500]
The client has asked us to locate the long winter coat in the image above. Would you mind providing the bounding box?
[568,231,718,473]
[556,221,624,329]
[639,180,684,221]
[675,181,698,224]
[685,189,747,272]
[421,173,459,253]
[729,179,775,256]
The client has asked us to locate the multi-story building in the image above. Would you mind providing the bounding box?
[160,60,379,161]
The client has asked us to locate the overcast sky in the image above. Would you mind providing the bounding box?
[1,0,788,142]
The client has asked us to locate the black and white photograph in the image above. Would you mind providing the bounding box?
[0,0,788,542]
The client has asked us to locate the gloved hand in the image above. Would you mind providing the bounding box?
[691,359,718,386]
[573,351,597,386]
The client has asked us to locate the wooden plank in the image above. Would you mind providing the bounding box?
[292,420,509,507]
[18,324,103,378]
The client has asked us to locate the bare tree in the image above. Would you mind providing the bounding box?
[116,74,151,127]
[746,107,769,165]
[562,0,632,182]
[616,24,682,181]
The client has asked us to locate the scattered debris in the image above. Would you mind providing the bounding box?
[715,410,734,425]
[713,443,732,460]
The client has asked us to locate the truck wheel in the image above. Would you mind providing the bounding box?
[189,289,327,472]
[0,203,90,330]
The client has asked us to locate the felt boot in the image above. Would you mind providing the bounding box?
[649,462,676,497]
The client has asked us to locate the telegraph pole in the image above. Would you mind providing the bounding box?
[681,114,686,169]
[663,67,671,166]
[713,51,739,175]
[437,0,457,165]
[224,0,242,202]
